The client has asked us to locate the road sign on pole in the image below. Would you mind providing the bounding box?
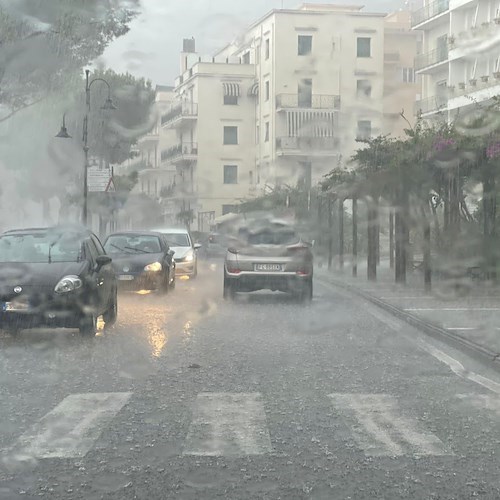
[87,167,113,192]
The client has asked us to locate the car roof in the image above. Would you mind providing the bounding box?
[2,226,91,236]
[151,228,190,235]
[105,231,165,238]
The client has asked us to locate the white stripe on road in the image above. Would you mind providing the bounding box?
[366,304,500,395]
[457,394,500,416]
[446,327,477,331]
[329,393,448,457]
[405,308,500,312]
[183,392,272,457]
[11,392,132,459]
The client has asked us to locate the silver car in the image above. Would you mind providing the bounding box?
[223,221,313,302]
[151,228,201,278]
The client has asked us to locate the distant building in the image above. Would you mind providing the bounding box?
[413,0,500,121]
[155,3,421,230]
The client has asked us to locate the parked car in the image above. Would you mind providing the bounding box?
[223,220,313,302]
[151,227,201,278]
[0,226,117,336]
[103,231,176,292]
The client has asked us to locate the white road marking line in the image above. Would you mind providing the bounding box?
[183,392,272,457]
[10,393,132,459]
[366,306,500,395]
[405,308,500,312]
[380,296,434,299]
[457,394,500,416]
[446,327,477,331]
[329,394,448,457]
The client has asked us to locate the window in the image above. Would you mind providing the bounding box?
[298,35,312,55]
[265,122,270,142]
[223,165,238,184]
[223,126,238,145]
[265,38,270,60]
[222,204,237,215]
[402,67,416,83]
[357,79,372,98]
[242,51,250,64]
[298,79,312,107]
[357,120,372,140]
[224,94,238,105]
[265,81,270,101]
[357,37,371,58]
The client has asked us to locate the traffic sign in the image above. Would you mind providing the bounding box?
[87,167,112,192]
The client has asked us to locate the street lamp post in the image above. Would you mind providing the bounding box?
[56,69,116,226]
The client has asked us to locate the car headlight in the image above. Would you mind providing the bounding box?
[54,275,83,294]
[144,262,162,272]
[183,251,194,262]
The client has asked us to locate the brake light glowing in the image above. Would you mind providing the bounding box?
[227,267,241,274]
[296,270,310,276]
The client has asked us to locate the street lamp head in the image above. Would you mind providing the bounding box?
[102,97,117,110]
[55,113,71,139]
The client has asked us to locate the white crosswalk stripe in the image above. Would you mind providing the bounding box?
[457,394,500,416]
[183,392,272,457]
[329,393,449,457]
[9,392,132,459]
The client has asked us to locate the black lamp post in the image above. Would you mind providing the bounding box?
[56,69,116,226]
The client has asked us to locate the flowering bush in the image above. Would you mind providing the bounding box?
[486,141,500,159]
[433,137,456,151]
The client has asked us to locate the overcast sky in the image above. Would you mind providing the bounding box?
[101,0,408,86]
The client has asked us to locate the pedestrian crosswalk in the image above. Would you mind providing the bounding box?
[2,391,499,462]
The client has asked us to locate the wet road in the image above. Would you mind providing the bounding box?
[1,261,500,499]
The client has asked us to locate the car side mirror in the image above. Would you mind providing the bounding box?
[194,243,202,250]
[96,254,112,270]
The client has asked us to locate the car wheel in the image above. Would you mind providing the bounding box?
[192,261,198,279]
[79,313,97,337]
[223,277,236,300]
[160,271,170,294]
[300,278,313,303]
[103,288,117,327]
[4,327,19,337]
[170,272,176,290]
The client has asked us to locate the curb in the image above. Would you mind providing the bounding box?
[317,275,500,368]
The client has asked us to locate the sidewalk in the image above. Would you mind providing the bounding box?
[316,259,500,361]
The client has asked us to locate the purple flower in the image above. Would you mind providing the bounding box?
[486,141,500,159]
[433,137,456,152]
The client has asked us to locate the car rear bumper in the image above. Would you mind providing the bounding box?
[225,271,311,293]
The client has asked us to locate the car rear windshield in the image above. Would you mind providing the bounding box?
[104,235,162,254]
[165,233,190,247]
[247,229,299,246]
[0,232,83,263]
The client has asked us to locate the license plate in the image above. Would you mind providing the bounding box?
[2,301,30,312]
[118,275,134,281]
[254,263,283,272]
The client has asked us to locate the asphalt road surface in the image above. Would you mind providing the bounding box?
[1,260,500,499]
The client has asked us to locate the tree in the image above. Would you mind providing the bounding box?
[0,0,140,123]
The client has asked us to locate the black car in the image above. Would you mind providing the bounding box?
[103,231,176,292]
[0,226,117,336]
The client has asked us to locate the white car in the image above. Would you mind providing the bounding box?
[151,227,201,278]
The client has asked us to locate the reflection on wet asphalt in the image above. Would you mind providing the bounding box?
[1,260,500,499]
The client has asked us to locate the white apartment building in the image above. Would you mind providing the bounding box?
[413,0,500,119]
[159,3,420,229]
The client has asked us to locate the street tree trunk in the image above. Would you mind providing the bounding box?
[338,198,344,270]
[367,197,378,281]
[328,197,333,270]
[482,165,497,280]
[395,191,409,284]
[352,198,358,277]
[389,210,394,269]
[422,205,432,292]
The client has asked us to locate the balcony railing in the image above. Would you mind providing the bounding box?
[411,0,449,27]
[276,136,340,153]
[276,94,341,110]
[414,95,448,115]
[161,142,198,163]
[415,46,448,71]
[161,102,198,127]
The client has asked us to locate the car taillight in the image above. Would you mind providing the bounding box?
[296,269,310,276]
[227,266,241,274]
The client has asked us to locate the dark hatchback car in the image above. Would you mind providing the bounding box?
[0,226,117,336]
[103,231,176,292]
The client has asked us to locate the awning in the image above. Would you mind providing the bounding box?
[248,81,259,96]
[223,82,240,97]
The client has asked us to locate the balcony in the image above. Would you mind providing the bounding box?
[411,0,449,28]
[276,94,341,111]
[276,136,340,157]
[161,142,198,165]
[448,74,500,110]
[414,95,448,116]
[415,46,448,72]
[161,102,198,129]
[137,131,159,150]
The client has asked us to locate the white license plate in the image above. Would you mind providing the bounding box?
[118,275,135,281]
[2,301,30,312]
[254,263,283,272]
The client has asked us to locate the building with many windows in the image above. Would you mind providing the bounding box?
[154,3,421,229]
[413,0,500,120]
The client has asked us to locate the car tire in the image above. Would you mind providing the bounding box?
[103,288,117,327]
[223,277,236,300]
[79,313,97,337]
[4,327,19,337]
[192,263,198,279]
[300,278,313,303]
[160,271,170,294]
[170,272,176,290]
